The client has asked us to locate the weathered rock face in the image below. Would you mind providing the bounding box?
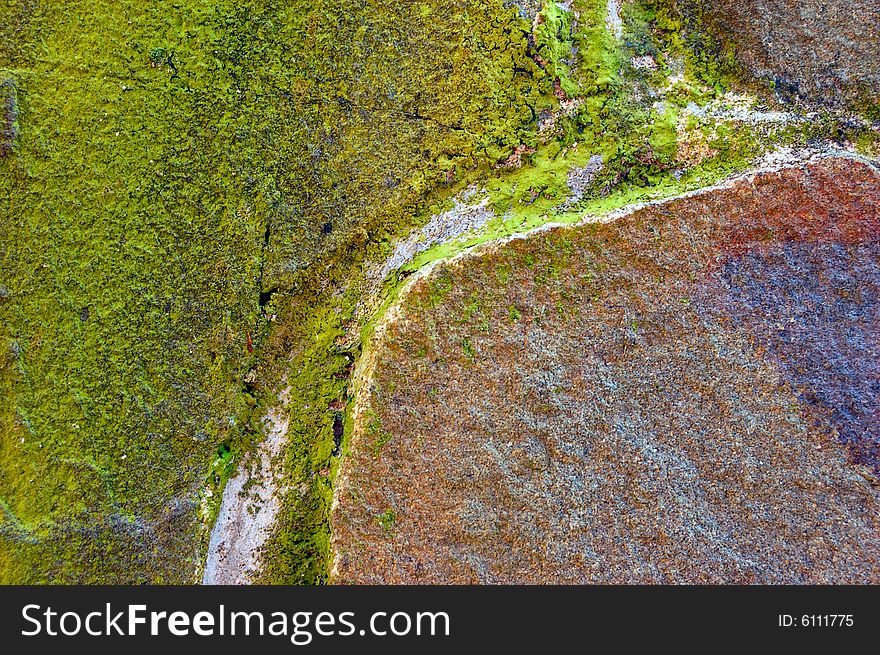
[203,402,289,585]
[332,155,880,584]
[675,0,880,107]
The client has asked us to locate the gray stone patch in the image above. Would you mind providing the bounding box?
[562,154,604,208]
[504,0,543,20]
[377,189,495,280]
[606,0,623,40]
[203,394,290,585]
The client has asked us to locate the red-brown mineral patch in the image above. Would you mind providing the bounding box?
[331,155,880,584]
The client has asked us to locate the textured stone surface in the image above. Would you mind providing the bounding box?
[332,155,880,583]
[3,0,878,585]
[378,189,495,280]
[681,0,880,106]
[203,399,289,585]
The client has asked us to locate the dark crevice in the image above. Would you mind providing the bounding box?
[256,217,272,313]
[259,287,278,309]
[166,52,180,81]
[525,33,548,72]
[400,108,467,133]
[331,413,344,457]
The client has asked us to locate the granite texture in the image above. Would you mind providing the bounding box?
[332,156,880,583]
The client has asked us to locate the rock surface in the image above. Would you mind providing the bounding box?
[676,0,880,107]
[203,399,289,585]
[332,155,880,583]
[378,189,495,280]
[3,0,879,585]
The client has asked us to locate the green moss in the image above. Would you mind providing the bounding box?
[644,0,739,92]
[376,508,396,533]
[853,128,880,158]
[249,289,354,584]
[366,413,392,456]
[533,3,579,97]
[1,0,273,582]
[461,336,476,362]
[648,103,679,163]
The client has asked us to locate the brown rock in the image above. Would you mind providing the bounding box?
[331,155,880,584]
